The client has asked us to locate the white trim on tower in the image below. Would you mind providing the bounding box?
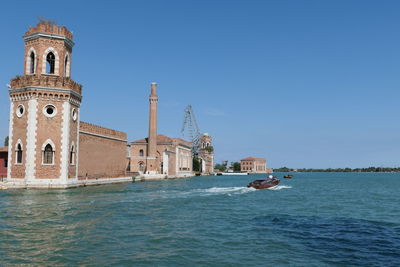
[75,108,80,179]
[60,101,71,181]
[25,47,37,75]
[7,102,14,179]
[25,98,38,183]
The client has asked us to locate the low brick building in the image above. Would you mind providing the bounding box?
[130,134,192,177]
[0,147,7,179]
[78,122,128,180]
[241,157,271,173]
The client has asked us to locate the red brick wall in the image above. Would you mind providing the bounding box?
[80,122,127,140]
[130,144,147,172]
[78,123,128,179]
[35,100,63,179]
[0,151,7,178]
[68,105,79,178]
[10,100,28,179]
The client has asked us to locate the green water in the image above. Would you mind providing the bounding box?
[1,173,399,266]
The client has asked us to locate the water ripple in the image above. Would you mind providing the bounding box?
[1,173,400,266]
[252,214,400,266]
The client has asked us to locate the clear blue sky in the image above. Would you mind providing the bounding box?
[1,0,400,168]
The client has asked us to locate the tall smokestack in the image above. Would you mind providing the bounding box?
[147,82,158,172]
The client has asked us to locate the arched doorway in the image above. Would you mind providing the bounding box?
[138,162,145,173]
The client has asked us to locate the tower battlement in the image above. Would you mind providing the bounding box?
[10,75,82,96]
[25,21,73,40]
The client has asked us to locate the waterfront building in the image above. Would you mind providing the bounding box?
[129,83,193,179]
[4,21,193,188]
[240,157,272,173]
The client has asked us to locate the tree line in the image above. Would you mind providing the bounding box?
[273,166,400,173]
[214,162,241,172]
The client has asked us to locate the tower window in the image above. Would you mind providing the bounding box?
[16,104,25,118]
[72,108,77,121]
[16,144,22,164]
[139,149,144,157]
[70,145,75,165]
[46,52,55,74]
[30,52,35,74]
[47,107,54,115]
[43,144,54,165]
[43,105,57,118]
[64,55,69,77]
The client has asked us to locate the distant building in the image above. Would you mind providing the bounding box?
[197,133,214,174]
[240,157,272,173]
[0,147,7,179]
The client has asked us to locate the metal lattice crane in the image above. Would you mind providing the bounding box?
[181,105,202,155]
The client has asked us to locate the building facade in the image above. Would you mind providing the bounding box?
[130,134,192,177]
[240,157,271,173]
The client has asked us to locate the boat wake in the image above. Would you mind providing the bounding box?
[268,185,292,190]
[189,186,256,196]
[139,185,291,202]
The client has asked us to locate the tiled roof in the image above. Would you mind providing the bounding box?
[241,157,266,161]
[132,137,148,143]
[0,146,8,152]
[157,134,173,143]
[131,134,189,146]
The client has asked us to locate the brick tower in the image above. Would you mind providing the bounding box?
[146,82,158,174]
[7,21,82,188]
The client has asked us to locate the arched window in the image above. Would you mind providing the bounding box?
[64,54,69,77]
[46,52,55,74]
[70,145,75,165]
[16,144,23,164]
[43,144,54,164]
[139,149,144,157]
[30,52,35,74]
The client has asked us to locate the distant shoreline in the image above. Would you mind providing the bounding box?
[273,167,400,173]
